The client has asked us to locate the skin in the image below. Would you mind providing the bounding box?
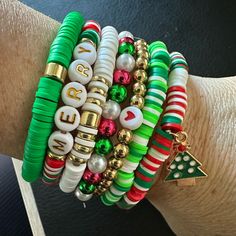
[0,1,236,235]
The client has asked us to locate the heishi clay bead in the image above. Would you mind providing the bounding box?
[61,82,87,108]
[54,106,80,132]
[73,42,97,65]
[48,130,74,155]
[68,59,93,85]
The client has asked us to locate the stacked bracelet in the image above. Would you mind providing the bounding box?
[117,52,188,209]
[103,41,170,206]
[71,26,119,200]
[22,12,84,182]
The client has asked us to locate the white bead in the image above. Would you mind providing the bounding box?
[142,157,160,168]
[119,106,143,130]
[54,106,80,132]
[71,148,91,160]
[167,91,187,99]
[75,187,93,201]
[77,125,98,135]
[132,134,149,146]
[167,97,187,106]
[82,102,102,115]
[87,154,107,173]
[88,81,109,93]
[145,95,164,106]
[143,106,162,117]
[75,137,95,148]
[165,104,186,114]
[102,100,121,120]
[116,54,135,72]
[148,88,166,100]
[48,131,73,155]
[61,82,87,108]
[73,42,97,65]
[148,76,167,85]
[124,195,139,205]
[87,92,106,104]
[68,59,93,85]
[118,31,134,40]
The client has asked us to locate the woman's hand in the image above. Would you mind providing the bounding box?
[1,1,236,235]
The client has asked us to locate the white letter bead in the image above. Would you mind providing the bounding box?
[61,82,87,108]
[48,131,74,155]
[54,106,80,132]
[68,59,93,85]
[119,106,143,130]
[73,42,97,65]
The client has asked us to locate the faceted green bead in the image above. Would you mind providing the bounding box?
[108,85,127,104]
[79,179,96,194]
[118,42,135,55]
[95,138,113,155]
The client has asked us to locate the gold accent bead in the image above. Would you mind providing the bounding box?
[135,39,147,47]
[137,50,149,59]
[68,153,86,166]
[135,45,148,52]
[91,75,110,86]
[90,87,107,96]
[103,168,117,180]
[44,63,67,83]
[117,129,133,144]
[80,111,101,129]
[73,143,93,154]
[108,157,123,170]
[80,38,96,48]
[136,57,148,70]
[77,131,96,141]
[114,144,129,158]
[47,151,65,161]
[133,82,147,96]
[86,97,103,107]
[133,69,148,83]
[95,186,107,194]
[130,95,145,109]
[99,179,113,188]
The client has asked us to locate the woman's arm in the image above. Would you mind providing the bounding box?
[1,1,236,235]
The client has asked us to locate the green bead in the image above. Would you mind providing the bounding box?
[108,85,127,104]
[95,138,113,155]
[118,42,135,55]
[79,179,96,194]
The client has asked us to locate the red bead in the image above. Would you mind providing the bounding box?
[45,156,65,168]
[177,144,187,152]
[146,154,164,165]
[83,168,102,184]
[167,94,187,101]
[162,123,183,133]
[113,70,131,85]
[136,171,153,182]
[152,145,171,156]
[141,160,159,172]
[119,37,134,45]
[153,134,173,147]
[164,109,185,117]
[168,86,186,93]
[98,118,117,137]
[83,20,101,35]
[167,101,187,109]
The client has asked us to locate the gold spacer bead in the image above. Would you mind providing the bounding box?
[135,39,147,46]
[133,69,148,83]
[136,49,149,59]
[99,179,113,188]
[79,37,96,48]
[44,63,67,83]
[136,57,148,70]
[135,44,148,52]
[80,111,101,129]
[68,153,86,166]
[103,168,117,180]
[86,97,104,107]
[77,131,96,141]
[73,143,93,154]
[117,128,133,144]
[90,87,107,96]
[47,150,65,161]
[95,186,107,194]
[114,144,129,158]
[133,82,147,96]
[91,75,110,86]
[130,95,145,109]
[108,156,123,170]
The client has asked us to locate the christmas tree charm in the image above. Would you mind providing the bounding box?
[165,151,207,182]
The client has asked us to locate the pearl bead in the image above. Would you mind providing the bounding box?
[102,100,121,120]
[88,154,107,173]
[116,54,135,72]
[75,187,93,201]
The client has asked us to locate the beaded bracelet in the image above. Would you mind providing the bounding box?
[67,26,119,199]
[22,12,84,182]
[101,41,171,206]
